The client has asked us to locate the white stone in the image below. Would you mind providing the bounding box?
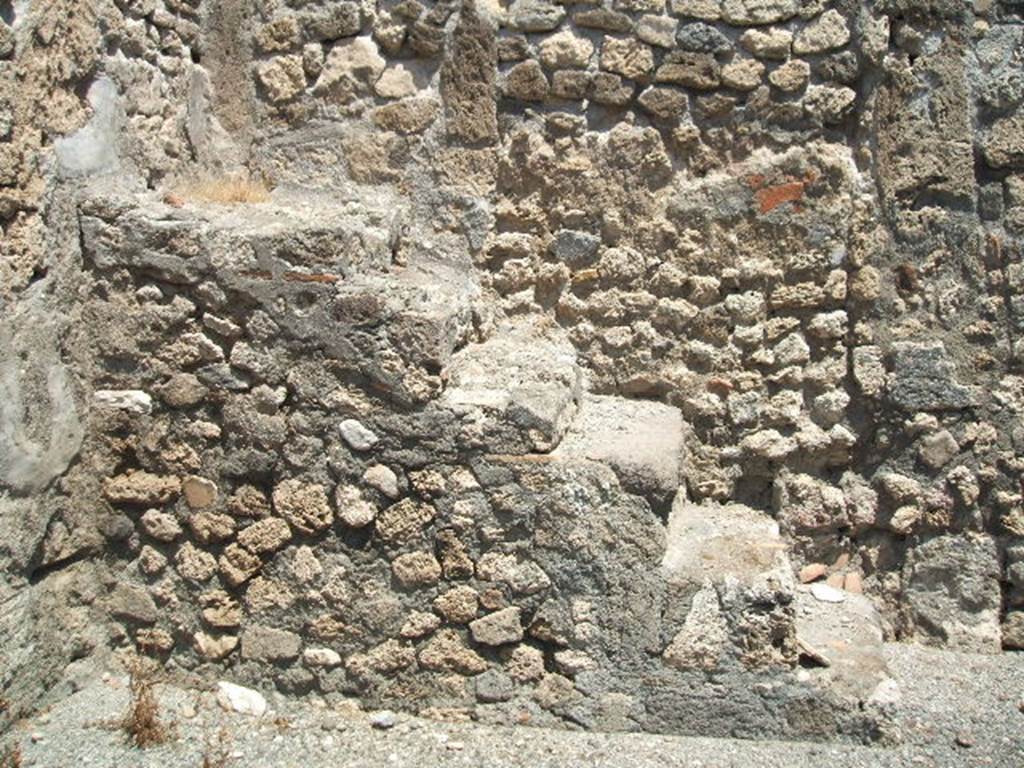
[313,36,386,100]
[334,484,377,527]
[256,55,306,103]
[810,582,846,603]
[93,389,153,415]
[216,681,267,717]
[722,0,799,26]
[476,552,551,595]
[303,647,342,667]
[670,0,721,20]
[364,464,400,498]
[55,78,120,178]
[339,418,379,451]
[868,678,902,706]
[370,710,397,729]
[636,15,678,48]
[183,475,218,509]
[663,582,728,670]
[807,310,847,340]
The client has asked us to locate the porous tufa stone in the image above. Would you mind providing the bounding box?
[469,607,524,646]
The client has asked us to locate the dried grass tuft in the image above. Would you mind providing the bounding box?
[201,726,232,768]
[173,174,272,205]
[121,655,173,748]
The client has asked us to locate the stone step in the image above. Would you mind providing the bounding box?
[80,185,405,285]
[335,259,480,404]
[78,188,481,406]
[439,320,582,454]
[660,494,797,669]
[440,326,688,507]
[553,394,685,513]
[661,494,792,592]
[794,584,896,705]
[660,491,896,722]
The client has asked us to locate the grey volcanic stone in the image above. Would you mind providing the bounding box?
[107,584,158,624]
[675,23,732,55]
[887,342,978,412]
[303,3,362,41]
[242,625,303,661]
[550,230,601,268]
[475,669,515,702]
[508,0,566,32]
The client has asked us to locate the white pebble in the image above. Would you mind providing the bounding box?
[339,419,379,451]
[810,583,846,603]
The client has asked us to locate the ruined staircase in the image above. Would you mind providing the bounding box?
[79,182,480,406]
[73,182,895,743]
[439,316,896,739]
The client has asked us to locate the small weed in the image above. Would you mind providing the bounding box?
[172,174,271,205]
[0,744,22,768]
[121,655,173,748]
[200,726,232,768]
[895,263,919,292]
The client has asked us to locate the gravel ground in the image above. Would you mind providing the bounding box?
[3,643,1023,768]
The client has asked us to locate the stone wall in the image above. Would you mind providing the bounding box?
[237,0,1024,651]
[2,0,1024,743]
[0,0,207,723]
